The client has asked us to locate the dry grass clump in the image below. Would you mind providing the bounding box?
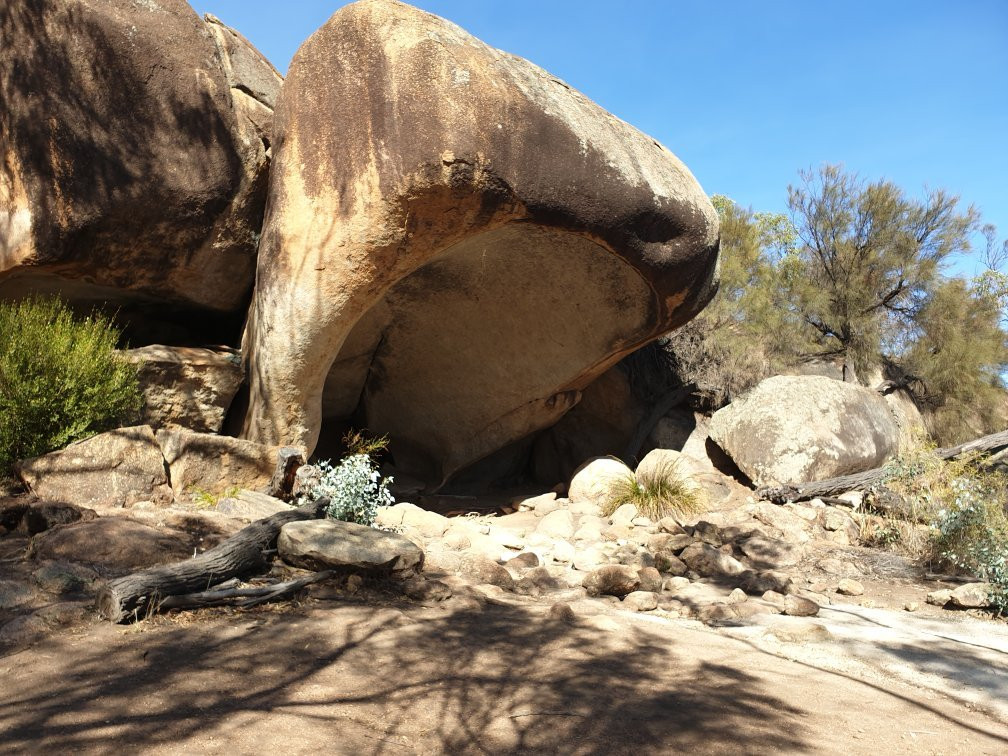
[603,458,706,520]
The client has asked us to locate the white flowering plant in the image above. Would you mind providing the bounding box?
[297,454,394,527]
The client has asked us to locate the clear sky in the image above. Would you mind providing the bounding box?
[192,0,1007,274]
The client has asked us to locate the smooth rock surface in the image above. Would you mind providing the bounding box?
[679,542,748,578]
[949,583,992,609]
[157,428,281,501]
[239,0,719,486]
[26,518,191,571]
[278,519,423,575]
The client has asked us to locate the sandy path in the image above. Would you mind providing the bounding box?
[2,595,1007,755]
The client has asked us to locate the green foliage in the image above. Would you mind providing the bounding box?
[0,297,140,472]
[666,195,798,406]
[930,479,1008,616]
[784,164,978,382]
[603,458,706,520]
[869,438,1008,613]
[903,278,1008,444]
[189,486,241,509]
[666,170,1005,438]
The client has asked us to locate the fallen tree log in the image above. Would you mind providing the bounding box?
[757,429,1008,504]
[97,497,329,623]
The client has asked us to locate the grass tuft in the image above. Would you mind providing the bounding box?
[603,458,706,520]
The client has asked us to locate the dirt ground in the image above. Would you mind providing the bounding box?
[2,581,1008,755]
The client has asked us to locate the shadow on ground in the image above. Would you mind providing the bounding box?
[1,599,810,754]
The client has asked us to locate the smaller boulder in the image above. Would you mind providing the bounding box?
[926,588,953,606]
[375,503,450,539]
[783,595,820,617]
[622,590,658,612]
[16,426,172,508]
[216,490,294,521]
[766,621,832,643]
[573,547,608,572]
[32,561,98,595]
[636,566,663,593]
[122,345,243,433]
[158,429,282,500]
[948,582,992,609]
[583,565,640,597]
[609,503,639,527]
[740,570,796,595]
[739,535,803,569]
[27,518,191,571]
[836,578,865,596]
[0,580,34,609]
[19,503,97,535]
[459,555,515,590]
[278,519,424,575]
[679,542,748,578]
[514,567,560,597]
[568,457,633,507]
[505,552,540,571]
[537,510,576,540]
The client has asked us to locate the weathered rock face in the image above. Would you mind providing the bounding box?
[241,0,720,486]
[122,345,243,432]
[709,375,900,487]
[157,428,281,500]
[27,518,192,571]
[0,1,280,339]
[15,426,172,508]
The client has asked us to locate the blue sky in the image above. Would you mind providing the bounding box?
[192,0,1007,275]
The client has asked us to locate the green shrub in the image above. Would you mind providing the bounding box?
[0,296,140,472]
[603,458,706,520]
[930,477,1008,615]
[867,436,1008,614]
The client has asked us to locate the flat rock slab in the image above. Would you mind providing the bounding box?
[278,519,424,576]
[16,426,172,509]
[216,490,294,521]
[26,518,193,572]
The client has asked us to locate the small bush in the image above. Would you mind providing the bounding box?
[342,428,389,458]
[603,458,706,520]
[864,436,1008,613]
[0,297,140,472]
[931,479,1008,615]
[296,454,394,526]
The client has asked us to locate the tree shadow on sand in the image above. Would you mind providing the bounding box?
[2,598,810,754]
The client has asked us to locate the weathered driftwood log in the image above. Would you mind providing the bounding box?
[757,429,1008,504]
[97,497,329,623]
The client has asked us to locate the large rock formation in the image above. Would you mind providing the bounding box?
[0,1,281,342]
[708,375,900,486]
[242,0,720,487]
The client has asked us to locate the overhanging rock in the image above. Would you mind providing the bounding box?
[241,0,720,487]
